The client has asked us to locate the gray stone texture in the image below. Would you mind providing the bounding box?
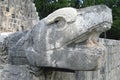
[0,32,13,64]
[0,5,112,72]
[0,0,118,79]
[0,64,38,80]
[0,0,39,32]
[0,39,120,80]
[76,39,120,80]
[6,31,29,65]
[22,5,112,70]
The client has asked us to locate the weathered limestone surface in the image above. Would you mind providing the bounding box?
[22,5,112,70]
[0,64,76,80]
[0,0,39,32]
[0,0,117,79]
[0,39,120,80]
[77,39,120,80]
[0,64,34,80]
[6,31,29,65]
[0,32,13,64]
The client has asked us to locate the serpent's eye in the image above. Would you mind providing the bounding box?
[55,17,67,31]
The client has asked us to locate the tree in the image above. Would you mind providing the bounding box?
[106,6,120,39]
[34,0,71,18]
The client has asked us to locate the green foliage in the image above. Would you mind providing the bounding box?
[95,0,105,4]
[82,0,117,7]
[34,0,71,18]
[106,6,120,39]
[82,0,94,7]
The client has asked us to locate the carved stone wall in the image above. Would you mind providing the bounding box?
[0,0,39,32]
[77,39,120,80]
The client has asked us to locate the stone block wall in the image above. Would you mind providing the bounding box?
[77,39,120,80]
[0,0,39,32]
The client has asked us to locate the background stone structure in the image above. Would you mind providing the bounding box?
[0,0,39,32]
[77,39,120,80]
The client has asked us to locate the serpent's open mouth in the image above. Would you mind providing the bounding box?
[60,22,111,50]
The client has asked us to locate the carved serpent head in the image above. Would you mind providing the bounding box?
[23,5,112,71]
